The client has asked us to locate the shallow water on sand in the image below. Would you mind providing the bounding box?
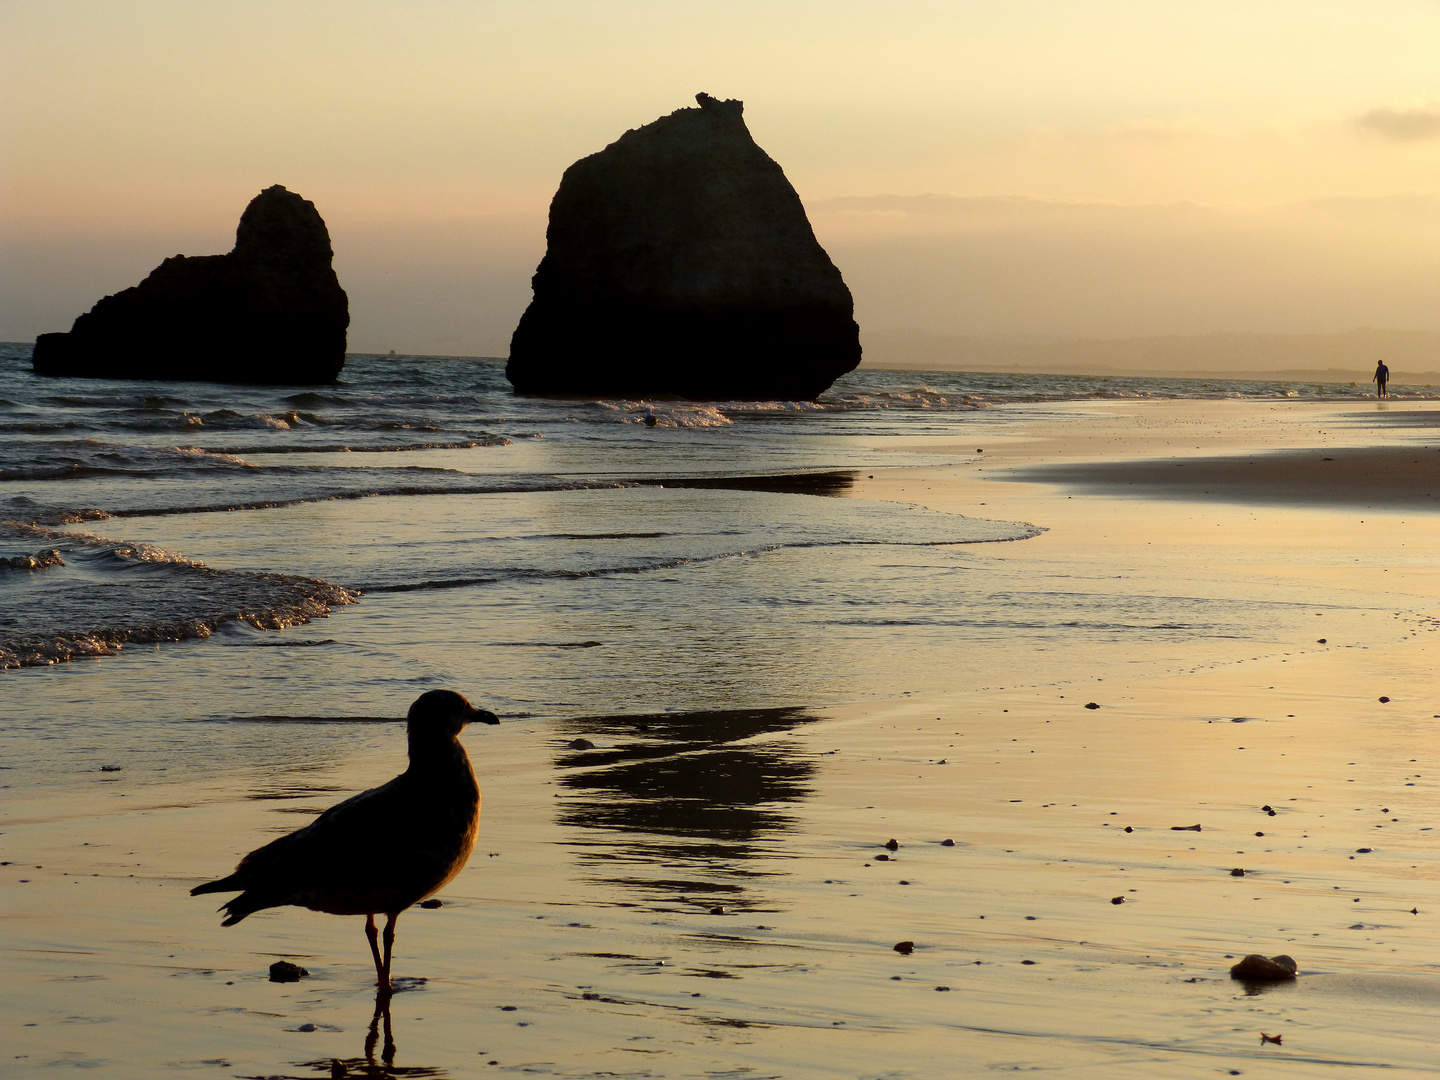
[7,650,1440,1078]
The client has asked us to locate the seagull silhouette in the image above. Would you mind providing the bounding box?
[192,689,499,992]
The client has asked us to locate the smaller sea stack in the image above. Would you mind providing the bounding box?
[32,185,349,385]
[507,93,861,401]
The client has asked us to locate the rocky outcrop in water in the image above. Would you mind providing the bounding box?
[507,94,860,401]
[32,186,349,384]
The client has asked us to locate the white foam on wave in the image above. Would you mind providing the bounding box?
[170,446,258,468]
[0,521,357,668]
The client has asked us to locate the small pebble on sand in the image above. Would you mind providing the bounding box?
[1084,702,1100,710]
[268,961,309,983]
[1110,896,1125,905]
[893,941,915,955]
[1229,954,1297,982]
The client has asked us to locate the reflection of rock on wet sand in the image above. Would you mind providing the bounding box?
[554,707,820,914]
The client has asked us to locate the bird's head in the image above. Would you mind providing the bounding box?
[407,689,500,742]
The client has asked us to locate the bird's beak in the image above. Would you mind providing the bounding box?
[469,707,500,726]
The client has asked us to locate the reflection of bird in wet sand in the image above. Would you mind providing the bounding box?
[192,690,499,992]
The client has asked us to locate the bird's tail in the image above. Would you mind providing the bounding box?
[191,875,264,926]
[190,874,241,897]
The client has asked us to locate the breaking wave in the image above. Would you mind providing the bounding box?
[0,521,357,668]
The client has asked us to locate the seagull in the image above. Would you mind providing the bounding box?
[192,689,499,992]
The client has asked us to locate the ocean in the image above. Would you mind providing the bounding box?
[1,343,1415,782]
[2,344,1419,709]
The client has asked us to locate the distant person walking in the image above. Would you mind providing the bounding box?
[1374,361,1390,398]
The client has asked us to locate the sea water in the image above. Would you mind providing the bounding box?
[1,345,1419,729]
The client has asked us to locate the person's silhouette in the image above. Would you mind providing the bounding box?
[1374,361,1390,398]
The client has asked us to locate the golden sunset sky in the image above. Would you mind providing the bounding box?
[5,0,1440,358]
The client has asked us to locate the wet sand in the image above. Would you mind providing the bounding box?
[8,397,1440,1077]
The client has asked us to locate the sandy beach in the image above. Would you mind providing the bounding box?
[7,396,1440,1078]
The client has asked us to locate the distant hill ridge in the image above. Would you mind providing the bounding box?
[861,328,1440,383]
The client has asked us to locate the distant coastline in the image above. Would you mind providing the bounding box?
[6,338,1438,386]
[860,326,1440,384]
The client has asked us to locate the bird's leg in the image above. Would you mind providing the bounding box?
[381,912,399,989]
[364,914,387,992]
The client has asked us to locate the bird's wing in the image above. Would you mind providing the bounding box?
[229,775,406,884]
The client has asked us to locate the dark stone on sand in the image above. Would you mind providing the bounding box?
[1084,702,1100,710]
[935,985,950,991]
[709,906,726,915]
[1230,868,1246,876]
[875,853,890,861]
[1110,896,1125,904]
[940,838,955,846]
[1171,824,1202,831]
[1318,638,1327,643]
[566,738,596,750]
[1123,826,1133,832]
[1379,696,1391,702]
[33,185,349,385]
[419,898,443,909]
[884,839,899,851]
[507,93,860,401]
[1229,953,1297,982]
[269,960,309,982]
[1356,847,1373,853]
[893,940,915,955]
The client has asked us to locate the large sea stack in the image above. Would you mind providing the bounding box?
[507,94,860,400]
[32,185,349,384]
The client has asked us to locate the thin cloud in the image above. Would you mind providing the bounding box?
[1355,105,1440,142]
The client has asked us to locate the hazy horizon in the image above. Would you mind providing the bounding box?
[6,1,1440,362]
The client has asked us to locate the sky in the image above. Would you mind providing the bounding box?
[5,0,1440,357]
